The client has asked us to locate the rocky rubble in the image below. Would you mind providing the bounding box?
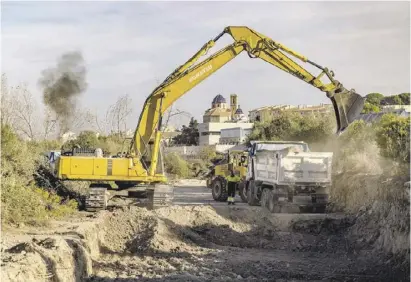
[1,204,409,282]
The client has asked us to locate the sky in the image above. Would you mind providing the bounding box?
[2,1,410,130]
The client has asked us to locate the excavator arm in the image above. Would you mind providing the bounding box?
[131,26,365,175]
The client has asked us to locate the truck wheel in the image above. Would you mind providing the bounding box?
[212,177,228,202]
[260,188,270,210]
[247,180,259,206]
[238,182,247,203]
[268,190,281,213]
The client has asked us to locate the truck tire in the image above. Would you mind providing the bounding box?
[268,189,281,213]
[238,181,247,203]
[211,177,228,202]
[260,188,270,210]
[247,180,259,206]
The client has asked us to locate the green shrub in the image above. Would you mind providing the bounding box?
[61,130,99,150]
[60,131,130,156]
[1,124,77,226]
[198,146,217,163]
[326,117,409,212]
[361,102,381,113]
[365,93,384,106]
[189,159,209,177]
[1,179,77,225]
[97,134,130,156]
[247,111,335,144]
[164,152,191,178]
[376,114,410,163]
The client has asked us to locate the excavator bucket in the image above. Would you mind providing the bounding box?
[328,85,365,134]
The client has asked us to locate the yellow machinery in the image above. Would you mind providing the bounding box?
[207,145,249,202]
[55,26,364,211]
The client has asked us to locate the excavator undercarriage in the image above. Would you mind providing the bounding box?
[58,148,174,212]
[85,183,174,212]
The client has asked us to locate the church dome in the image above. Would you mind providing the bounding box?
[212,94,226,104]
[235,106,244,115]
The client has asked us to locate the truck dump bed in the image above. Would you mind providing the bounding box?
[254,151,333,186]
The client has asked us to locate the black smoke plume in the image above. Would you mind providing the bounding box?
[38,51,87,134]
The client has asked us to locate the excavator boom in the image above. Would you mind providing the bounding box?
[131,26,364,171]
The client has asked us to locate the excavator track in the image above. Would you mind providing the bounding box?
[85,187,110,212]
[83,184,174,212]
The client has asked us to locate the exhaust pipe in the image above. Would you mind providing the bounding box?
[327,81,365,134]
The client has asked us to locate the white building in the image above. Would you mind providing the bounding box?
[198,94,254,145]
[381,105,411,113]
[219,127,253,144]
[199,122,254,145]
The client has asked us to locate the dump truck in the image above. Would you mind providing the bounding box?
[244,141,333,213]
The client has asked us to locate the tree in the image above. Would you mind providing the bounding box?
[365,93,384,106]
[162,104,190,132]
[110,94,133,136]
[398,93,410,105]
[1,75,40,140]
[375,114,410,163]
[13,85,40,140]
[93,94,133,136]
[172,117,199,145]
[381,95,402,105]
[361,102,381,114]
[365,92,410,107]
[247,111,334,144]
[0,74,17,128]
[42,108,58,140]
[96,94,133,136]
[61,130,99,150]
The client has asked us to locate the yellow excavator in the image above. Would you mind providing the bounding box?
[55,26,364,211]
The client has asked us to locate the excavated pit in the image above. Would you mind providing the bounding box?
[1,205,408,282]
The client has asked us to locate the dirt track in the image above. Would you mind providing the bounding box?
[1,180,406,282]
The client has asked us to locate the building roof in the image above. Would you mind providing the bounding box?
[249,105,296,112]
[288,106,332,112]
[235,106,244,114]
[204,107,231,117]
[249,104,332,113]
[358,110,410,123]
[212,94,226,104]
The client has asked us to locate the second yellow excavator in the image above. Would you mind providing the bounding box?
[54,26,365,211]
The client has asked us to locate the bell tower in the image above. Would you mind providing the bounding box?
[230,94,238,120]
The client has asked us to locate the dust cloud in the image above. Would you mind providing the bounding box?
[38,51,87,133]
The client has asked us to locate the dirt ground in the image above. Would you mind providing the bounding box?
[1,180,408,282]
